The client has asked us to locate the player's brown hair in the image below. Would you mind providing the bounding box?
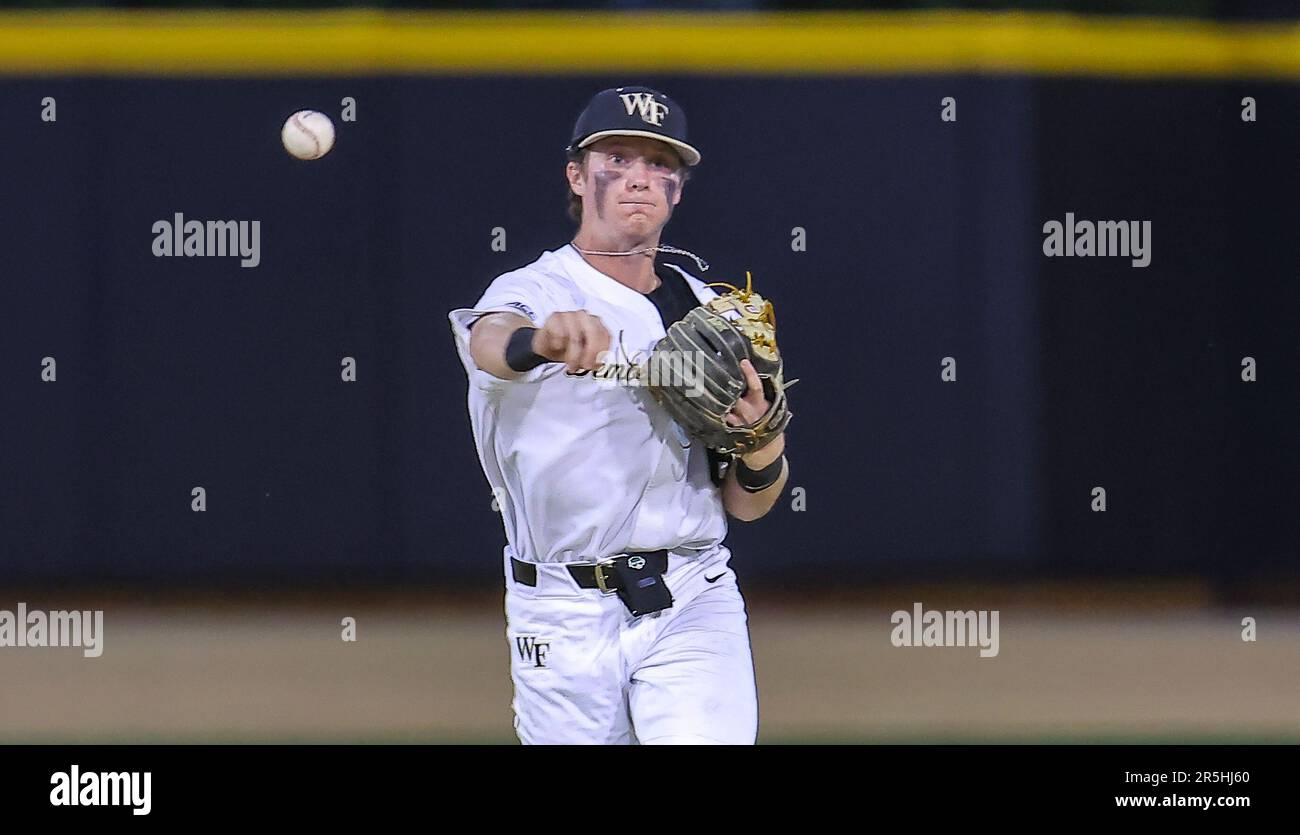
[566,148,588,224]
[566,146,692,225]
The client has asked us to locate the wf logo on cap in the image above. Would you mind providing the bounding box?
[620,92,668,127]
[568,85,701,166]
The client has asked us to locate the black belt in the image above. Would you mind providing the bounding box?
[511,551,670,593]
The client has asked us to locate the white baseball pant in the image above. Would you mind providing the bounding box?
[504,545,758,744]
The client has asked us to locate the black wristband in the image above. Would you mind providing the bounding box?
[504,327,548,373]
[734,455,785,493]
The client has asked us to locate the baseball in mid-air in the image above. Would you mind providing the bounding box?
[281,110,335,160]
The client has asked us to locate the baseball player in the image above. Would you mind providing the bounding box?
[448,86,790,744]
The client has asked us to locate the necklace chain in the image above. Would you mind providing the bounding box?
[570,242,710,273]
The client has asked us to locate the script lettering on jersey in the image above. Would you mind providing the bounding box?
[584,330,648,385]
[584,332,705,397]
[588,350,646,385]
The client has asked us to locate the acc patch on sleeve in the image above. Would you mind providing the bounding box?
[505,301,538,323]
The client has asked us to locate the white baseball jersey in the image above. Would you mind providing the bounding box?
[448,243,758,745]
[448,243,727,565]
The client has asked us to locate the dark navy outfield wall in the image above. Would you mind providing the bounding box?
[2,77,1296,587]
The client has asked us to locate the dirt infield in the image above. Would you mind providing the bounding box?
[1,587,1295,743]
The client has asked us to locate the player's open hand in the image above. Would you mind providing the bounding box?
[725,359,770,427]
[533,310,612,374]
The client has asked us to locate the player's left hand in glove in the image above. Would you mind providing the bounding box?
[645,273,793,456]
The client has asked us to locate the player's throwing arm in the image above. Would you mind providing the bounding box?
[469,311,611,379]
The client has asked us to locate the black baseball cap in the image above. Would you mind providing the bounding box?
[566,86,701,167]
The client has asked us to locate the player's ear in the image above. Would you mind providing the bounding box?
[566,160,586,197]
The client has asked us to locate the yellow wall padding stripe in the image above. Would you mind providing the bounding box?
[0,10,1298,79]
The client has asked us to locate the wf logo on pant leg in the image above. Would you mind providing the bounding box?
[515,635,551,669]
